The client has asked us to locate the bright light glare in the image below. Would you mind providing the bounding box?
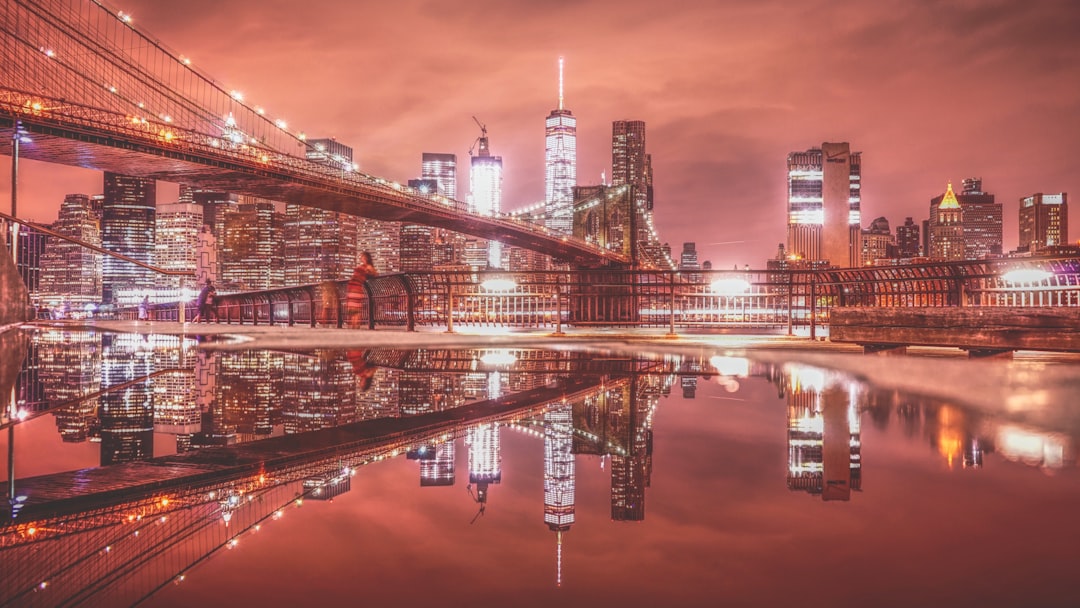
[710,278,751,296]
[230,90,243,101]
[480,351,518,367]
[709,356,749,377]
[480,278,517,292]
[1001,268,1052,284]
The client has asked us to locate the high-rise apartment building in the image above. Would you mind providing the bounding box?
[39,194,103,308]
[896,217,921,258]
[101,173,156,304]
[180,185,239,237]
[155,201,203,297]
[929,183,965,261]
[402,179,437,271]
[1019,192,1068,252]
[470,125,503,268]
[545,58,577,235]
[357,218,401,274]
[786,144,862,267]
[928,177,1002,260]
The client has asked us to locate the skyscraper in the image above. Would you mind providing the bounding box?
[786,144,862,267]
[545,57,577,235]
[220,199,283,291]
[16,225,46,296]
[543,403,575,587]
[611,120,652,247]
[101,172,156,304]
[860,217,894,264]
[470,122,503,267]
[421,153,465,267]
[1019,192,1068,252]
[39,194,103,308]
[283,205,358,284]
[155,201,203,297]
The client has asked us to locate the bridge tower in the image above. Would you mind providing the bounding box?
[570,183,641,323]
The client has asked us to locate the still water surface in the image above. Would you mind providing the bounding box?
[1,328,1078,607]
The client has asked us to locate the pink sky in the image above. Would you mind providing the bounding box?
[2,0,1078,268]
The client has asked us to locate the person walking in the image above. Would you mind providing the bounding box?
[346,251,378,328]
[138,295,150,321]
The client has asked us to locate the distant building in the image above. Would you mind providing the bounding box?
[357,218,401,274]
[928,177,1002,260]
[305,138,354,170]
[421,153,467,267]
[786,144,862,267]
[101,172,156,304]
[679,242,702,282]
[545,58,577,235]
[929,183,965,261]
[402,179,438,272]
[860,216,894,264]
[1019,192,1068,253]
[895,217,921,258]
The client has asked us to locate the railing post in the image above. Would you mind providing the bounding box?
[668,271,677,337]
[553,274,564,336]
[445,277,455,334]
[809,273,817,341]
[178,300,185,324]
[786,272,793,336]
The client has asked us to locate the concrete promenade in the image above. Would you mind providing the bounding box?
[21,319,1080,435]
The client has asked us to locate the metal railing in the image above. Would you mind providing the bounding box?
[135,255,1080,334]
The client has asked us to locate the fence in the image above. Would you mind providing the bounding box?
[126,255,1080,334]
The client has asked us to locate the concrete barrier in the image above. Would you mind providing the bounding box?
[830,307,1080,354]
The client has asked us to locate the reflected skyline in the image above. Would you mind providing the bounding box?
[2,331,1079,605]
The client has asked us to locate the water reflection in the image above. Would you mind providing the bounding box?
[1,329,1078,606]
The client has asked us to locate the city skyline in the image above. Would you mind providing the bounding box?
[1,0,1078,268]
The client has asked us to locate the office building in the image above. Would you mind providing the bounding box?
[928,178,1002,260]
[1019,192,1068,252]
[283,205,359,284]
[220,199,283,291]
[929,183,965,260]
[786,144,862,267]
[545,58,577,235]
[611,120,653,247]
[155,201,203,297]
[101,173,156,304]
[305,138,355,171]
[16,224,47,296]
[896,217,921,258]
[860,217,894,264]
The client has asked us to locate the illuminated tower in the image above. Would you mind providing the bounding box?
[545,57,577,235]
[786,145,862,266]
[101,172,156,304]
[422,153,458,200]
[784,366,862,501]
[544,403,576,587]
[99,334,154,465]
[467,422,502,506]
[470,120,503,267]
[929,183,965,261]
[283,204,359,284]
[219,199,284,291]
[1019,192,1068,253]
[39,194,104,308]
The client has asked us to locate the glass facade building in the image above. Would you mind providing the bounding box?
[545,58,577,235]
[101,172,156,304]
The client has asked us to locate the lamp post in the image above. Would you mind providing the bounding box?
[9,120,19,261]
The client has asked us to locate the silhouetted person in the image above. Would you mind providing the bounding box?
[193,280,217,323]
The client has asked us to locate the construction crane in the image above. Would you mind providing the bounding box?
[468,115,489,157]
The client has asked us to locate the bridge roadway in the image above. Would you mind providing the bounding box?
[0,107,627,268]
[2,373,614,527]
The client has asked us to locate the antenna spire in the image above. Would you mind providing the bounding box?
[558,56,565,111]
